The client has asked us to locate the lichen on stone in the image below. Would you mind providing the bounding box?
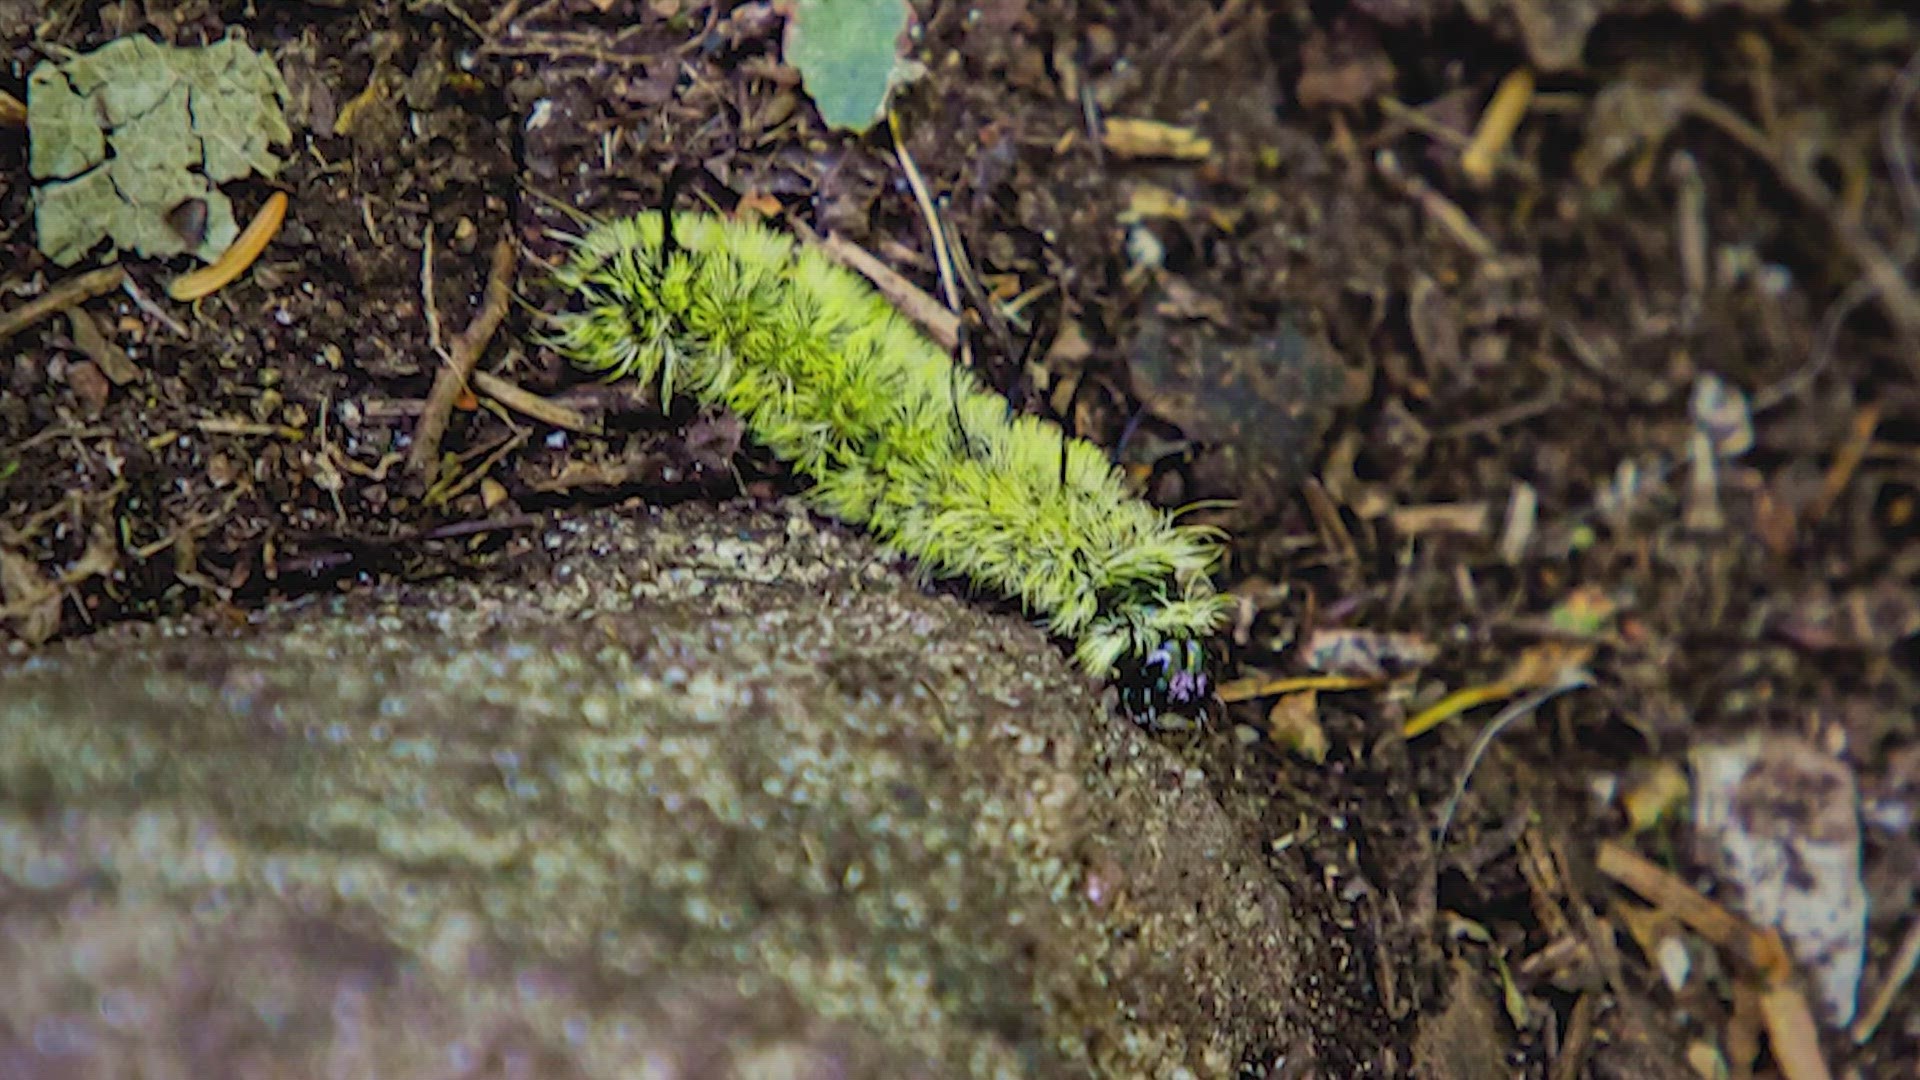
[0,501,1317,1078]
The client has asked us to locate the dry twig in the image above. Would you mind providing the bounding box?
[408,238,519,481]
[0,267,127,344]
[1596,840,1788,977]
[470,370,599,434]
[1852,915,1920,1045]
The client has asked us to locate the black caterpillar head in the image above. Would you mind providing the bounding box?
[1115,638,1213,730]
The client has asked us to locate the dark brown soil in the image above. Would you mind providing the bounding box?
[3,1,1917,1076]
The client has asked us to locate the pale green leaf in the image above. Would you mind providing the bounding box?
[783,0,912,133]
[33,170,119,266]
[107,81,198,172]
[80,37,180,127]
[25,67,104,180]
[25,32,292,266]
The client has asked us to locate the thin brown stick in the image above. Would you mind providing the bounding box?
[470,370,599,434]
[1853,915,1920,1045]
[482,0,527,37]
[425,430,529,508]
[407,238,519,481]
[421,223,447,361]
[0,266,127,344]
[192,418,303,439]
[120,275,188,338]
[1,425,111,456]
[1595,839,1790,982]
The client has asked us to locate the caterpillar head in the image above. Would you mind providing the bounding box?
[1115,637,1213,730]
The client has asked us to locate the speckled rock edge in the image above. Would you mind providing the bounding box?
[0,500,1313,1079]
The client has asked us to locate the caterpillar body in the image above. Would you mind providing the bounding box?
[545,209,1232,724]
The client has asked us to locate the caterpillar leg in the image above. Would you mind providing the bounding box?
[656,164,698,273]
[949,319,979,460]
[1004,294,1066,490]
[1056,376,1081,492]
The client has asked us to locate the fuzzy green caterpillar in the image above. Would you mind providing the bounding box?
[545,208,1232,724]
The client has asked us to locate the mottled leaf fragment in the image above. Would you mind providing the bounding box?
[25,33,290,266]
[25,69,103,180]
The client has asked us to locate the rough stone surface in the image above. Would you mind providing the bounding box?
[0,500,1320,1079]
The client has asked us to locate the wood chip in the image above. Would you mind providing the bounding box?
[65,308,144,386]
[1759,985,1834,1080]
[1388,502,1489,536]
[0,87,25,129]
[1499,481,1537,563]
[0,549,62,645]
[1100,117,1212,160]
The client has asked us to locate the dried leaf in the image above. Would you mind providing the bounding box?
[65,309,143,386]
[1407,273,1463,372]
[1622,759,1690,833]
[1295,25,1397,110]
[1572,72,1696,187]
[1547,586,1617,636]
[1266,691,1329,764]
[1118,183,1195,223]
[0,86,25,129]
[1501,641,1595,690]
[0,549,62,645]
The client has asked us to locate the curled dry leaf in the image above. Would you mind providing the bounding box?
[1573,70,1698,187]
[65,308,143,386]
[0,548,62,645]
[1622,759,1691,832]
[1267,690,1329,764]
